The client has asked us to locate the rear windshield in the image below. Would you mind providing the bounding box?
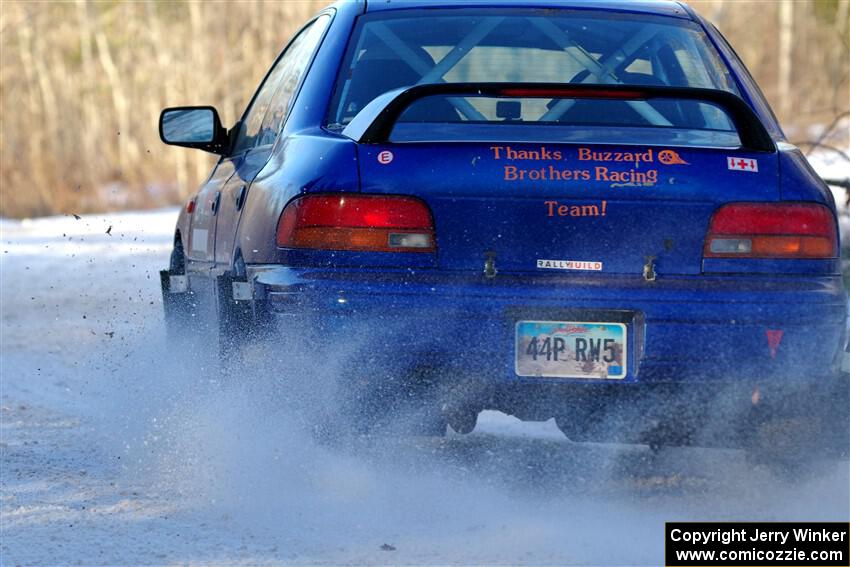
[328,9,742,144]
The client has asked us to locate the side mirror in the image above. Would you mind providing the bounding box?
[159,106,229,155]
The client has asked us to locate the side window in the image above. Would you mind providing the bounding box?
[231,56,289,155]
[256,14,330,147]
[231,14,330,154]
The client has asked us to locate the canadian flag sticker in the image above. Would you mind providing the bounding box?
[727,156,759,172]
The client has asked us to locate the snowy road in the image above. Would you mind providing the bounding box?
[1,200,848,565]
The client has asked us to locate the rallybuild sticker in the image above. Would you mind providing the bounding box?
[537,259,602,271]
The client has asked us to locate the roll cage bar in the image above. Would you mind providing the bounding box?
[333,12,734,127]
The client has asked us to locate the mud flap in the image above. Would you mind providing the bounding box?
[826,375,850,459]
[842,353,850,374]
[748,378,850,470]
[214,273,255,368]
[160,270,194,338]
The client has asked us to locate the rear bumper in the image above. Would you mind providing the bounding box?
[244,266,848,446]
[251,266,847,384]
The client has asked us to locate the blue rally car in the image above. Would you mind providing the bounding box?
[159,0,849,456]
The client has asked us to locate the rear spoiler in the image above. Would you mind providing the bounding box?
[341,83,776,152]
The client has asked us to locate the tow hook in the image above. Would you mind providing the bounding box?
[643,256,657,282]
[484,250,497,279]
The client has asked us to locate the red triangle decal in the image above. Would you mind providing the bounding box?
[766,329,784,359]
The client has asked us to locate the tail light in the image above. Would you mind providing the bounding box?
[186,198,196,214]
[276,194,435,253]
[704,203,837,259]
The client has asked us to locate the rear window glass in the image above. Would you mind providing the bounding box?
[390,95,741,147]
[327,8,740,143]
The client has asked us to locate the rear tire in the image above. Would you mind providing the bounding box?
[746,413,848,480]
[446,409,478,435]
[316,365,448,443]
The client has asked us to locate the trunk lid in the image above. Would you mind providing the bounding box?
[358,143,779,275]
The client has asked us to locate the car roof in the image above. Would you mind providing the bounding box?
[363,0,693,20]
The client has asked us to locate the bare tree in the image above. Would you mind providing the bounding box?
[0,0,847,218]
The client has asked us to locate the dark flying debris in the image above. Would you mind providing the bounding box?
[106,225,112,236]
[72,214,81,220]
[380,544,396,552]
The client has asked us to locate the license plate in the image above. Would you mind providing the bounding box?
[515,321,627,379]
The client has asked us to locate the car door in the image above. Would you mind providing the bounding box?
[189,46,291,272]
[214,14,332,271]
[185,163,236,268]
[184,49,292,269]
